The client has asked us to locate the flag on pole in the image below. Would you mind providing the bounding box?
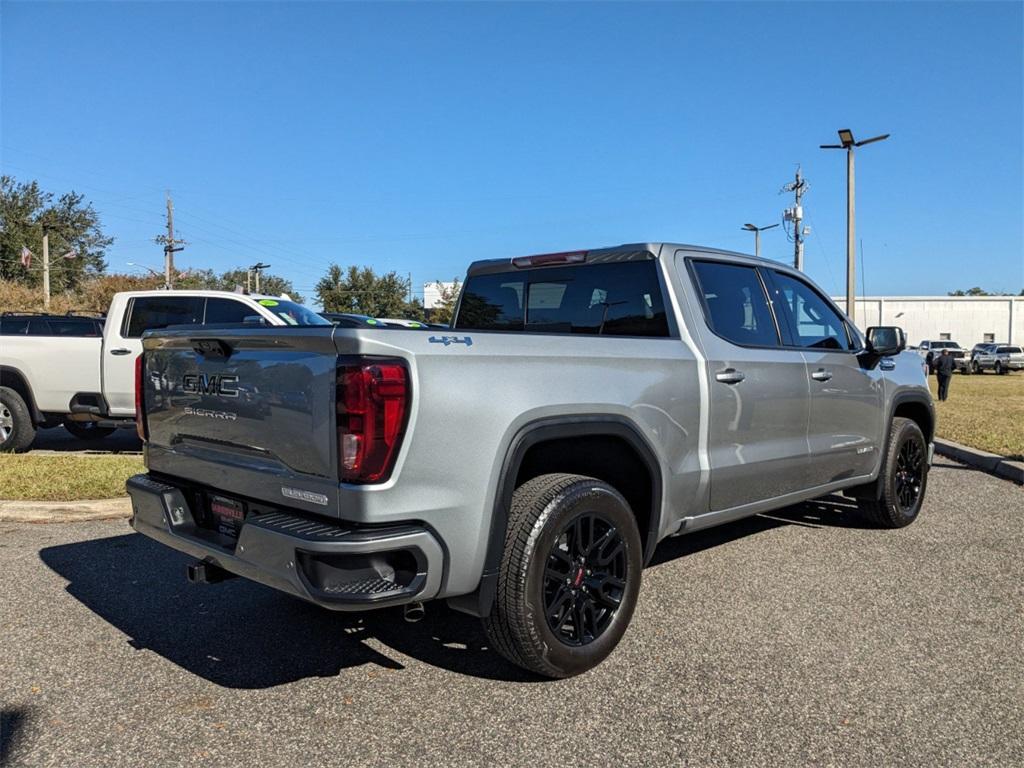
[62,249,78,259]
[20,246,32,268]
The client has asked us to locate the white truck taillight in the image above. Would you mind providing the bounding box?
[336,360,409,483]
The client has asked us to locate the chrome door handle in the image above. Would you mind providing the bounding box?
[715,368,745,384]
[811,369,833,382]
[110,348,131,355]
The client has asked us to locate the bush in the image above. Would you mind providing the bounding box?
[0,275,162,315]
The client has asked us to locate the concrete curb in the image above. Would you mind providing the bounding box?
[0,497,132,523]
[934,438,1024,485]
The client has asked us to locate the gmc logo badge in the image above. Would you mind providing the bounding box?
[182,373,239,398]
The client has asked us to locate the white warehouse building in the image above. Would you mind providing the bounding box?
[838,296,1023,346]
[426,280,1022,346]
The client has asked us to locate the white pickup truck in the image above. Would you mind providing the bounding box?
[0,290,320,452]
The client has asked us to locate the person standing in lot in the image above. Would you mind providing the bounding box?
[935,348,956,401]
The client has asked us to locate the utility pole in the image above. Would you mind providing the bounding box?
[42,229,50,310]
[782,167,808,271]
[250,262,271,293]
[154,190,186,289]
[821,129,889,326]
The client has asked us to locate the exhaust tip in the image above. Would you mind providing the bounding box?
[403,602,425,623]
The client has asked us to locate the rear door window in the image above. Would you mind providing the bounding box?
[455,260,669,337]
[690,261,780,347]
[124,297,205,337]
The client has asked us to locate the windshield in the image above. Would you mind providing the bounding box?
[254,299,330,326]
[932,341,960,349]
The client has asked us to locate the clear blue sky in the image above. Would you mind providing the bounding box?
[2,1,1022,305]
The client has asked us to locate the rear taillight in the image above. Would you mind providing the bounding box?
[134,354,147,442]
[336,360,409,483]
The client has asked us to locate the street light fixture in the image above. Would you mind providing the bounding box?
[820,128,890,325]
[741,222,780,259]
[248,262,272,293]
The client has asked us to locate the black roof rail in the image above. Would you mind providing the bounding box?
[1,311,104,320]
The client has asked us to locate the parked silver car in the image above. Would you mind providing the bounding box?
[972,344,1024,374]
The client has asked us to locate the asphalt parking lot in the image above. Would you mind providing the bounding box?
[2,461,1022,767]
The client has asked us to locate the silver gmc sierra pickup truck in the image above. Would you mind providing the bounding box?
[126,243,934,678]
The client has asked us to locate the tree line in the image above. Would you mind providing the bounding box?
[2,175,464,320]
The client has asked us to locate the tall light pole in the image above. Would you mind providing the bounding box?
[820,128,889,325]
[741,222,779,259]
[250,262,271,293]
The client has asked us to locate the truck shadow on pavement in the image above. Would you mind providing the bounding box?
[1,707,34,766]
[40,493,865,688]
[40,532,539,686]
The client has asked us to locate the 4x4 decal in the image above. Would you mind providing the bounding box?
[428,335,473,347]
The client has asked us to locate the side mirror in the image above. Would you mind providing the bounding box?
[866,326,905,357]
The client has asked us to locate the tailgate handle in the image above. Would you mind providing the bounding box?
[192,339,233,359]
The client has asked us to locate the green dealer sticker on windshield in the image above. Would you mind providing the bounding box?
[258,299,279,306]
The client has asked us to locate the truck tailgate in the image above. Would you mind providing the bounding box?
[142,326,341,513]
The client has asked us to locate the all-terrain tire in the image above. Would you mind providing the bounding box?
[0,386,36,453]
[857,417,928,528]
[482,473,643,678]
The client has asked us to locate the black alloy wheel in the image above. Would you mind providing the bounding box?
[856,416,928,528]
[483,473,643,678]
[543,512,628,647]
[894,437,925,513]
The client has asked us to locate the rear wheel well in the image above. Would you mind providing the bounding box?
[0,367,40,423]
[893,400,933,443]
[515,434,657,560]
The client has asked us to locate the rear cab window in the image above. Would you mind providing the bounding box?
[454,258,670,337]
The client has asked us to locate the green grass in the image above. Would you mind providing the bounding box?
[0,454,144,501]
[929,372,1024,460]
